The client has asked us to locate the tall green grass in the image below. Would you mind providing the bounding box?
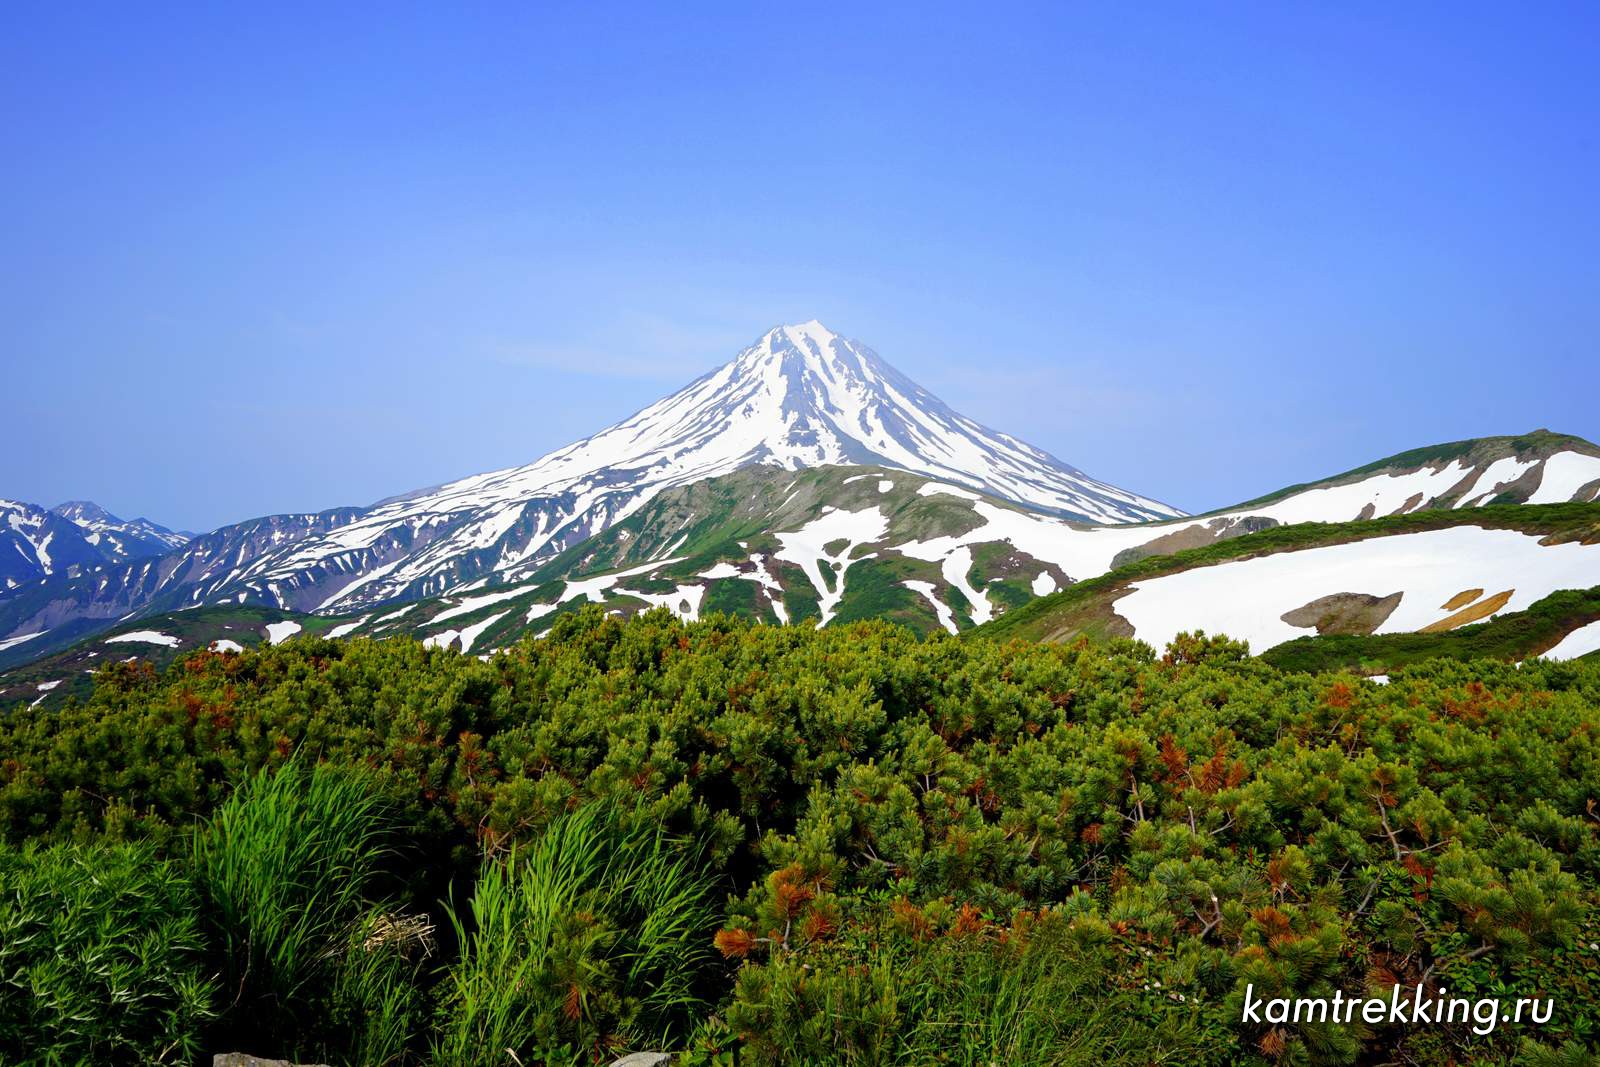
[726,913,1224,1066]
[192,761,425,1062]
[0,839,214,1065]
[433,803,719,1066]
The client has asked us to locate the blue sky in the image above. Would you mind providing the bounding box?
[3,3,1596,531]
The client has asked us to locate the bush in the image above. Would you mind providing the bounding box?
[0,839,213,1065]
[3,608,1600,1062]
[433,802,719,1065]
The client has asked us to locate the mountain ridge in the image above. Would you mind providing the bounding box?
[4,318,1600,671]
[0,322,1177,647]
[0,498,190,591]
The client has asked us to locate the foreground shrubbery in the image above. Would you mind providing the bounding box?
[0,839,213,1064]
[1,607,1598,1064]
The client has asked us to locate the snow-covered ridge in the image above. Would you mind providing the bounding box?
[1,498,188,588]
[50,501,189,552]
[1232,450,1600,525]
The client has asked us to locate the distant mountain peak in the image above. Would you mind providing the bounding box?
[706,321,1177,522]
[0,498,189,590]
[50,500,118,525]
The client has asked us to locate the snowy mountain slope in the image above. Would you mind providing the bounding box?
[1109,526,1600,654]
[979,486,1600,653]
[1093,431,1600,570]
[10,489,1600,705]
[0,500,104,589]
[0,498,189,590]
[1212,431,1600,522]
[222,319,1181,612]
[50,501,190,558]
[227,465,1600,654]
[253,464,1194,653]
[0,322,1178,645]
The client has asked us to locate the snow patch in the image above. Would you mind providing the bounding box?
[1541,619,1600,662]
[459,611,509,653]
[105,630,182,648]
[617,584,707,622]
[1248,462,1474,525]
[774,507,889,626]
[0,631,44,653]
[1453,456,1538,508]
[1114,526,1600,654]
[432,587,530,624]
[941,546,992,625]
[264,621,302,644]
[561,557,683,605]
[1528,452,1600,505]
[904,580,957,634]
[423,629,461,650]
[324,616,370,639]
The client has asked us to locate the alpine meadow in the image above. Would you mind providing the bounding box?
[4,6,1600,1067]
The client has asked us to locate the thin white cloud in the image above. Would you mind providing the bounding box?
[482,310,760,382]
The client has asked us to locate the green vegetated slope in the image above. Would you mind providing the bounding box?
[3,609,1599,1064]
[13,498,1600,710]
[0,605,334,708]
[2,465,970,707]
[516,463,982,626]
[976,501,1600,657]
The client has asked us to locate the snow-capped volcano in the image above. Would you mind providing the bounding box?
[391,320,1180,525]
[257,322,1178,607]
[659,321,1180,523]
[0,322,1177,626]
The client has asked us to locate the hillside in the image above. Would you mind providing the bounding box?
[1209,429,1600,519]
[0,605,338,708]
[12,500,1600,713]
[9,431,1600,687]
[4,609,1600,1064]
[975,501,1600,655]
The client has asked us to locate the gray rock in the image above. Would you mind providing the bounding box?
[609,1054,675,1067]
[213,1055,332,1067]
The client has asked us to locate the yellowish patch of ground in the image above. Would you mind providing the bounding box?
[1420,589,1514,632]
[1441,588,1484,611]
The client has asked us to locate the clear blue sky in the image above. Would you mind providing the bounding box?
[3,3,1595,531]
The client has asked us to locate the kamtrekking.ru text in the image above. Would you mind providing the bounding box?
[1241,983,1553,1037]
